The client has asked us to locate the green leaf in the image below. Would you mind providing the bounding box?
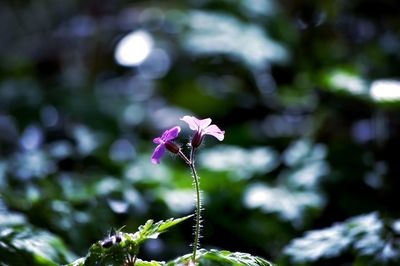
[0,210,75,266]
[134,215,194,244]
[167,249,274,266]
[66,257,85,266]
[135,259,165,266]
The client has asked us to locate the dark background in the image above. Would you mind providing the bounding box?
[1,0,400,265]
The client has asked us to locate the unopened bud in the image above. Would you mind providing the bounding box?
[165,141,180,154]
[191,131,204,148]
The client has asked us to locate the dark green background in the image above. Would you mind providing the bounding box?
[1,0,400,265]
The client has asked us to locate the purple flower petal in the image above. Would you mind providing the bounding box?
[205,125,225,141]
[162,126,181,141]
[181,116,213,130]
[180,116,200,131]
[199,118,212,128]
[181,115,225,143]
[151,144,165,164]
[153,137,162,144]
[151,126,181,164]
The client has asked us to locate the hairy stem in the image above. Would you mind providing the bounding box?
[189,148,201,261]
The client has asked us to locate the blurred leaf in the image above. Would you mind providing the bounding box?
[322,68,368,97]
[199,145,279,180]
[183,11,288,68]
[282,139,327,168]
[243,182,325,227]
[0,209,75,265]
[283,212,400,264]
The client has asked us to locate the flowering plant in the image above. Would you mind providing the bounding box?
[151,116,224,262]
[67,115,273,266]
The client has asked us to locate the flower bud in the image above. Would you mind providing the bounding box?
[191,131,204,148]
[165,141,180,154]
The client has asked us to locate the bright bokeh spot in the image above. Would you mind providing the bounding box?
[328,70,367,95]
[370,80,400,101]
[115,30,153,66]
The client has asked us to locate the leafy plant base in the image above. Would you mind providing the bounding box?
[66,216,274,266]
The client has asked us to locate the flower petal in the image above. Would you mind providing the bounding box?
[151,144,165,164]
[153,137,163,144]
[205,124,225,141]
[162,126,181,141]
[180,116,201,131]
[199,118,212,129]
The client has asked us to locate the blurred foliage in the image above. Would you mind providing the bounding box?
[282,212,400,265]
[0,207,74,265]
[1,0,400,265]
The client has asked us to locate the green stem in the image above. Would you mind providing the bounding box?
[190,148,201,261]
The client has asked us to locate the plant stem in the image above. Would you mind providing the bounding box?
[178,150,191,165]
[189,148,201,261]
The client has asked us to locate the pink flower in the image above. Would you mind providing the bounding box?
[180,116,225,148]
[151,126,181,164]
